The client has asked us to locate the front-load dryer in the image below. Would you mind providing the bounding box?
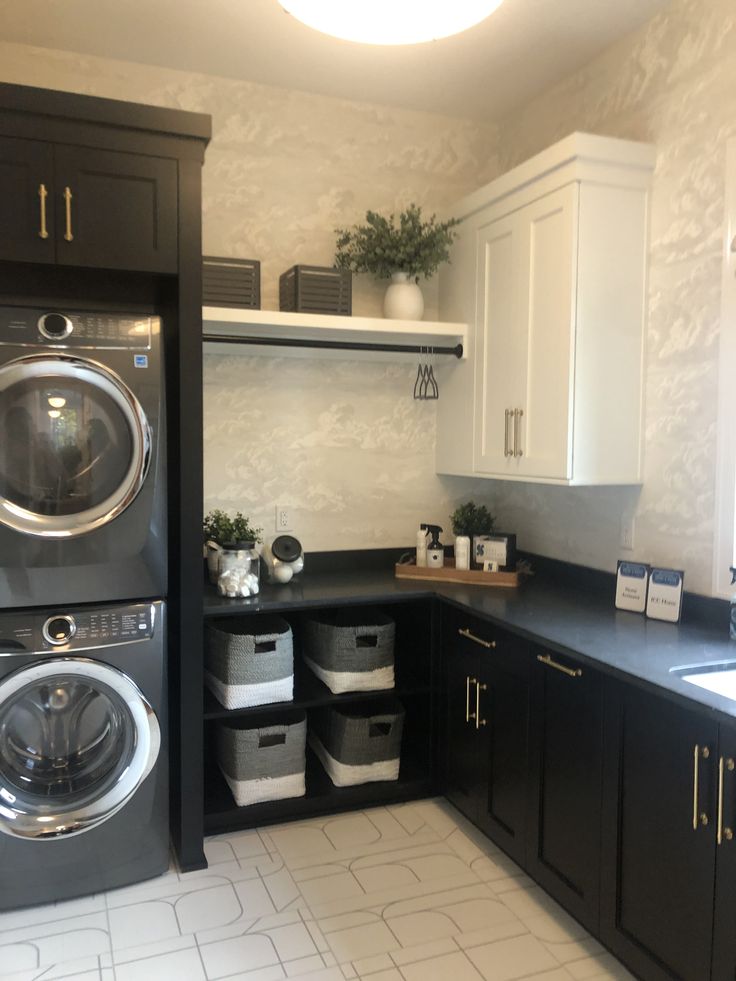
[0,305,166,608]
[0,600,168,909]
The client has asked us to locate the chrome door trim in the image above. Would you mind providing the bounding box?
[0,657,160,840]
[0,353,151,538]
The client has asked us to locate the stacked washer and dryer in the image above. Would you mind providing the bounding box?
[0,305,170,909]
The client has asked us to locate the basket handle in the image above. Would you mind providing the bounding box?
[356,634,378,648]
[369,721,392,738]
[259,732,286,748]
[255,640,277,654]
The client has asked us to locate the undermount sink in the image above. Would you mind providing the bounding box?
[671,662,736,702]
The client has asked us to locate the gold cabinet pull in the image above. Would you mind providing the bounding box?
[718,756,735,844]
[63,186,73,242]
[476,681,487,730]
[504,409,511,457]
[693,744,711,831]
[536,653,581,678]
[458,627,496,650]
[38,183,49,239]
[513,408,524,457]
[465,676,477,723]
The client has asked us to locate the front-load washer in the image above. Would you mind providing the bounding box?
[0,304,166,609]
[0,600,168,910]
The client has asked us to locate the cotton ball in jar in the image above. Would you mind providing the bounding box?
[272,563,293,584]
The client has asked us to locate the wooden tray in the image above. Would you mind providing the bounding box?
[395,559,521,588]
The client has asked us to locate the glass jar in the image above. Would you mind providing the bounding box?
[216,541,260,598]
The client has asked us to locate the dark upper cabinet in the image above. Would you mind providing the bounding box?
[53,146,177,273]
[601,682,719,981]
[0,136,55,265]
[442,610,530,866]
[713,724,736,981]
[0,137,177,273]
[527,647,603,933]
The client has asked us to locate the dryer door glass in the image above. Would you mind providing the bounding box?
[0,659,160,839]
[0,354,150,537]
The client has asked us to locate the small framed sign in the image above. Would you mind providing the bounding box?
[646,568,684,623]
[616,561,650,613]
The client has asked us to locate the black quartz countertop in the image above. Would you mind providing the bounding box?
[204,566,736,725]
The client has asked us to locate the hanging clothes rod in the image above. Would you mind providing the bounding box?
[203,333,464,358]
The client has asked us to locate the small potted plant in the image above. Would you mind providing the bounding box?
[450,501,496,571]
[334,203,460,321]
[203,509,263,584]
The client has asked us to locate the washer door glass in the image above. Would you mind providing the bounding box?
[0,354,151,538]
[0,658,160,839]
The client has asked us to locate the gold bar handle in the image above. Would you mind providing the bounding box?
[476,681,487,730]
[514,408,524,457]
[466,677,477,723]
[504,409,511,457]
[693,744,711,831]
[38,183,49,239]
[63,186,73,242]
[536,653,581,678]
[458,627,496,649]
[718,756,735,844]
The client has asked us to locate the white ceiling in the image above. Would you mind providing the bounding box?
[0,0,671,121]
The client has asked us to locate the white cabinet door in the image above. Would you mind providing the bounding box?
[474,184,578,480]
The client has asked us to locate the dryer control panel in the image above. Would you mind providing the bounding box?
[0,306,154,350]
[0,602,157,655]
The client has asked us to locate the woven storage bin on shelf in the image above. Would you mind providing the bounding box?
[303,609,395,694]
[205,615,293,710]
[203,255,261,309]
[216,710,307,806]
[309,699,405,787]
[279,265,352,315]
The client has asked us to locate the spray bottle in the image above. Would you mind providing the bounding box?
[730,567,736,640]
[421,523,445,568]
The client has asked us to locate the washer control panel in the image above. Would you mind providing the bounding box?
[0,305,154,349]
[0,603,156,655]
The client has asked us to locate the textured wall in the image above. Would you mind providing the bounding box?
[484,0,736,595]
[0,41,500,551]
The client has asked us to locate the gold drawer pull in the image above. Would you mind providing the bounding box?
[476,681,487,730]
[718,756,735,844]
[63,186,73,242]
[458,628,496,649]
[38,183,49,239]
[693,744,711,831]
[536,653,581,678]
[465,676,476,723]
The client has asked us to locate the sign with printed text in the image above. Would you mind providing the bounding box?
[646,568,684,623]
[615,561,649,613]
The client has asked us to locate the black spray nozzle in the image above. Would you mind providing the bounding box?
[421,523,443,547]
[730,566,736,586]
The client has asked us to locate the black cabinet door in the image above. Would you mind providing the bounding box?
[53,146,177,273]
[712,724,736,981]
[601,682,718,981]
[443,618,482,824]
[527,648,602,932]
[0,136,55,264]
[476,627,530,865]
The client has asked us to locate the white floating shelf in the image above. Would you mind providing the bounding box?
[202,307,467,359]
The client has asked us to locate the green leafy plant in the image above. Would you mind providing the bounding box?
[450,501,496,538]
[203,509,263,546]
[334,203,460,281]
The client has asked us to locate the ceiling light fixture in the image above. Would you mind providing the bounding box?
[279,0,505,45]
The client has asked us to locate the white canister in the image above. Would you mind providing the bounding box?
[416,529,428,567]
[455,536,471,571]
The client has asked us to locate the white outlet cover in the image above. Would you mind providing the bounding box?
[275,505,292,532]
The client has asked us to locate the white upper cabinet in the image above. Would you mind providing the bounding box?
[437,133,655,485]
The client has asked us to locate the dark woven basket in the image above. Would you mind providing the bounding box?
[279,265,352,316]
[205,615,293,687]
[203,256,260,309]
[217,709,307,782]
[311,699,405,766]
[304,609,395,674]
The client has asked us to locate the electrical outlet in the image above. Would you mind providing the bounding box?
[275,505,292,532]
[620,514,635,551]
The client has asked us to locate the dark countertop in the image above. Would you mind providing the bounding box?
[204,567,736,726]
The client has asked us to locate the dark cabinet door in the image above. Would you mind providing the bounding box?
[712,724,736,981]
[528,648,602,932]
[0,136,55,264]
[443,619,483,824]
[476,627,530,865]
[601,682,718,981]
[53,146,177,273]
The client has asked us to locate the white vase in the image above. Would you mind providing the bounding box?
[383,271,424,320]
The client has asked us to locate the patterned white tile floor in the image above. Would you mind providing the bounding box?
[0,799,635,981]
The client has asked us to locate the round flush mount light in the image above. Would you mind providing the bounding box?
[279,0,505,45]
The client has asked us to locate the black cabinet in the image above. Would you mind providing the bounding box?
[601,682,719,981]
[0,135,177,273]
[713,724,736,981]
[443,610,530,865]
[527,647,603,933]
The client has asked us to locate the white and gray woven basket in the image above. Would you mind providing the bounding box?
[205,615,293,709]
[303,609,395,694]
[309,699,405,787]
[216,710,307,806]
